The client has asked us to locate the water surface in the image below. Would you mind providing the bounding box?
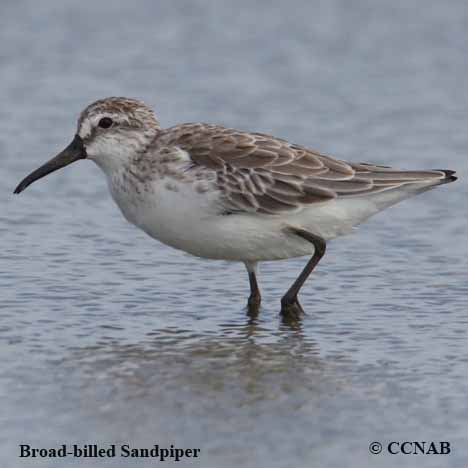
[1,1,467,467]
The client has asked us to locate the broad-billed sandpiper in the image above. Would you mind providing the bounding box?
[14,97,457,318]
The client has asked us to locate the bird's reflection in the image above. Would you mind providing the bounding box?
[66,308,333,404]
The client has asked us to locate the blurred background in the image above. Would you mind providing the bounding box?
[1,1,467,467]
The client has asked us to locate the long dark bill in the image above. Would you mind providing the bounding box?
[13,134,86,194]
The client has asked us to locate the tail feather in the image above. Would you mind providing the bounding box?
[434,169,458,184]
[363,168,457,211]
[325,164,458,199]
[304,166,457,240]
[350,163,457,188]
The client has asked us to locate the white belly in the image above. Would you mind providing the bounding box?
[108,175,318,261]
[107,174,393,262]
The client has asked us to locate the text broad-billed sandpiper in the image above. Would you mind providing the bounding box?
[14,97,457,319]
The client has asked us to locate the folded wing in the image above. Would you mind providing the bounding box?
[159,124,451,215]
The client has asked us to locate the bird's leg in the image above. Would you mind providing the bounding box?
[245,261,261,316]
[281,228,327,320]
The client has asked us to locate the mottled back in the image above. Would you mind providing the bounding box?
[157,124,448,215]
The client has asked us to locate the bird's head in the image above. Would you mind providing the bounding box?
[14,97,160,194]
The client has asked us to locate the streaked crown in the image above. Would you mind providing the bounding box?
[78,97,160,140]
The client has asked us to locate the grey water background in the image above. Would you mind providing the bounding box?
[1,0,467,466]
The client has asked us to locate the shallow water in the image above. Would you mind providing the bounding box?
[1,1,467,467]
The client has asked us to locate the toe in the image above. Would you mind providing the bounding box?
[280,300,304,321]
[247,295,261,316]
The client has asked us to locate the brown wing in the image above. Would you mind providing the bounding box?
[158,124,449,215]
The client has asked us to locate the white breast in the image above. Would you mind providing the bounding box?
[106,167,393,262]
[105,167,313,261]
[108,171,227,256]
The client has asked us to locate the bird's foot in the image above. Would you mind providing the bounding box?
[280,297,305,322]
[246,293,261,317]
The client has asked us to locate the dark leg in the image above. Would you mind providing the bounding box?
[245,261,261,315]
[281,228,326,319]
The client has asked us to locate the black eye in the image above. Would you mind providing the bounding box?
[98,117,113,129]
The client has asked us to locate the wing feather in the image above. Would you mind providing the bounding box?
[156,124,449,215]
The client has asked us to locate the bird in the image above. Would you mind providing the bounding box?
[14,97,457,319]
